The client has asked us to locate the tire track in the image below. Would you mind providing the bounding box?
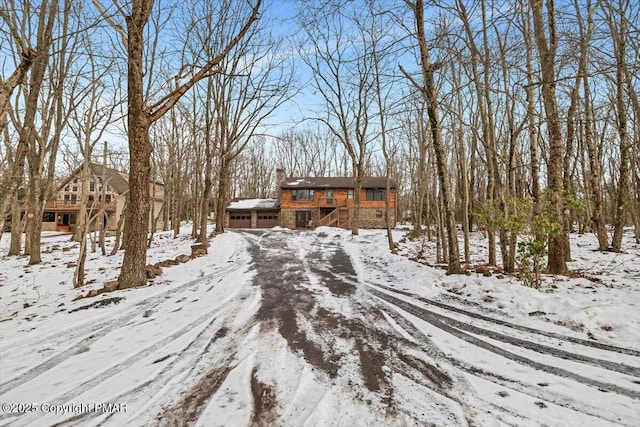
[366,284,639,377]
[0,267,240,395]
[368,286,640,400]
[3,239,245,354]
[368,281,640,357]
[0,284,253,426]
[377,301,637,427]
[0,245,245,396]
[50,294,257,427]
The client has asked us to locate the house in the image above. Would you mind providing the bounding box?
[225,198,280,229]
[224,169,397,230]
[278,173,397,229]
[43,163,163,233]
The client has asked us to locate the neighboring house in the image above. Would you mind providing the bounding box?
[279,175,397,229]
[43,163,163,233]
[224,170,397,230]
[225,198,280,229]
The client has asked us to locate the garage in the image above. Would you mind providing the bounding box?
[257,211,279,228]
[229,211,252,228]
[226,198,280,229]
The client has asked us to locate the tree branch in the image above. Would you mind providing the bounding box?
[92,0,128,50]
[148,0,262,123]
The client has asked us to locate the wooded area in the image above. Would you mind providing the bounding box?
[1,0,638,288]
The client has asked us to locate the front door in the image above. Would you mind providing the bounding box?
[295,211,312,228]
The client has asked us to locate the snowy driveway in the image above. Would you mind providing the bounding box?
[1,228,639,426]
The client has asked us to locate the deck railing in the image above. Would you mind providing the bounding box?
[45,200,117,211]
[317,196,336,206]
[318,208,339,227]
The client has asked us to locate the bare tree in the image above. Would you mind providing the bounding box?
[454,0,500,267]
[94,0,261,288]
[604,0,633,252]
[572,0,609,250]
[402,0,463,274]
[206,2,292,234]
[300,1,376,235]
[274,128,343,178]
[0,0,59,243]
[68,33,119,243]
[20,0,77,265]
[367,1,398,253]
[528,0,568,274]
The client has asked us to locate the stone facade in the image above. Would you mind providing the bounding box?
[354,207,396,229]
[279,209,297,229]
[279,207,395,229]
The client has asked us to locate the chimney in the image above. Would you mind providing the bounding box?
[276,168,286,201]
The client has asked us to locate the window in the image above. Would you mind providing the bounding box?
[89,182,95,191]
[376,210,383,219]
[64,185,69,191]
[70,194,77,201]
[291,189,314,201]
[105,194,112,203]
[231,215,250,220]
[42,212,55,222]
[72,186,78,192]
[73,179,78,184]
[88,195,94,201]
[347,189,354,199]
[64,194,70,201]
[366,189,385,201]
[325,189,334,203]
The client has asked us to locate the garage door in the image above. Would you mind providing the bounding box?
[256,211,279,228]
[229,211,251,228]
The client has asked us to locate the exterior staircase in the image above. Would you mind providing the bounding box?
[318,208,339,227]
[318,208,350,229]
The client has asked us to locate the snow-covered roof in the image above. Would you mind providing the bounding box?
[226,198,279,211]
[281,177,396,189]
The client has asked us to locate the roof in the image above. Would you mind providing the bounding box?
[281,177,396,189]
[89,164,131,195]
[226,198,280,211]
[56,163,131,195]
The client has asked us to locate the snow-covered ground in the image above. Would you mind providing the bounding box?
[0,224,638,426]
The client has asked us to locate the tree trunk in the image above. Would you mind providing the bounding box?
[8,194,22,256]
[455,0,498,266]
[408,0,462,274]
[583,57,608,250]
[110,197,126,256]
[352,168,362,236]
[26,172,43,265]
[112,0,261,287]
[609,3,631,253]
[118,7,153,289]
[0,0,56,236]
[73,162,89,242]
[215,156,231,234]
[529,0,567,274]
[73,225,89,288]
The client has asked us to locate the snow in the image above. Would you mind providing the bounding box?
[1,224,639,426]
[226,198,279,210]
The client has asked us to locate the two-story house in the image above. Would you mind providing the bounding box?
[43,163,163,233]
[278,175,397,229]
[224,169,397,230]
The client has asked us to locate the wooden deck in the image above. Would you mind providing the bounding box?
[45,200,117,212]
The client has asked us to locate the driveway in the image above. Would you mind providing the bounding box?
[0,228,638,426]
